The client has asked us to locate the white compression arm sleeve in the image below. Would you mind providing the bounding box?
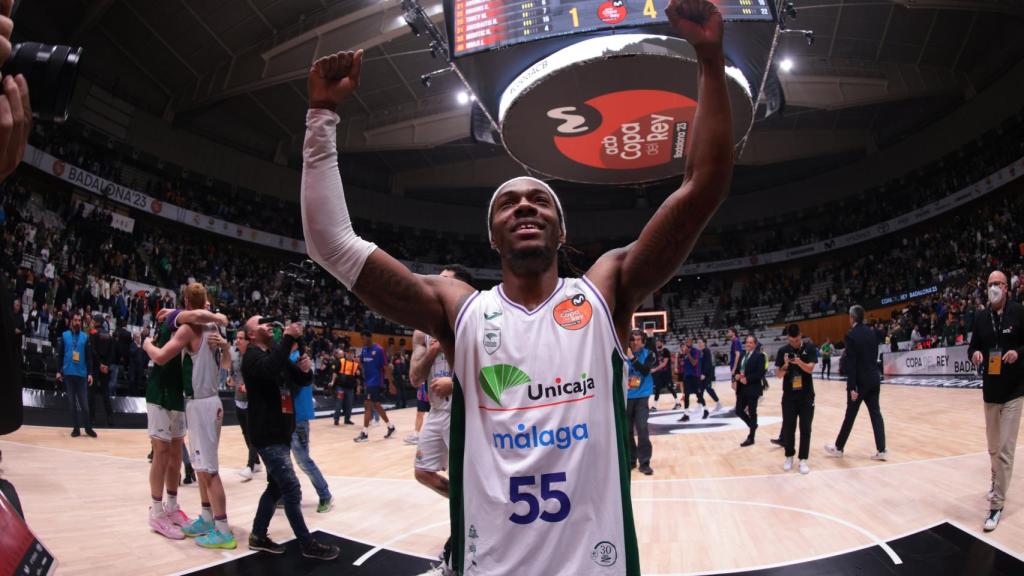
[301,108,377,290]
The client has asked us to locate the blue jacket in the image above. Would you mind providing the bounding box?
[626,347,655,400]
[290,349,315,422]
[60,330,90,378]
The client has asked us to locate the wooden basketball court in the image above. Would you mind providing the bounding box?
[2,377,1022,575]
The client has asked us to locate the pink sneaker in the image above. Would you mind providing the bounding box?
[150,512,185,540]
[165,507,190,527]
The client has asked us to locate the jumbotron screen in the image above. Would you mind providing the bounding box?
[447,0,774,56]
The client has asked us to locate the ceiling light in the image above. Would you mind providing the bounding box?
[457,91,469,105]
[780,58,794,72]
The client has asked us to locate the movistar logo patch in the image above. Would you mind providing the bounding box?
[479,364,531,406]
[484,311,503,320]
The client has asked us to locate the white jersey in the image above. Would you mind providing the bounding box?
[185,325,221,400]
[424,334,451,412]
[451,277,638,576]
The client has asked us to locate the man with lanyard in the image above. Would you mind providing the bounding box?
[55,314,95,438]
[333,348,360,425]
[300,1,733,570]
[626,331,656,475]
[354,330,395,442]
[968,270,1024,531]
[775,323,818,475]
[819,338,834,380]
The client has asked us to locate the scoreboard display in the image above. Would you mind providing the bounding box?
[447,0,774,57]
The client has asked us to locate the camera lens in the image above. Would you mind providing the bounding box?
[1,42,83,123]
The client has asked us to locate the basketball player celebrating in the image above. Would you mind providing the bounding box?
[144,302,227,540]
[145,284,236,549]
[300,0,733,572]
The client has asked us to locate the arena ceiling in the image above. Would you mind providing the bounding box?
[19,0,1024,187]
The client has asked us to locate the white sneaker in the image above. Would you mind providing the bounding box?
[984,509,1002,532]
[238,467,254,482]
[252,463,262,474]
[714,402,723,412]
[798,460,810,475]
[783,457,793,472]
[870,451,888,461]
[824,444,844,458]
[404,434,419,445]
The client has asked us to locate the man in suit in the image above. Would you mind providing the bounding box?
[825,305,887,461]
[733,335,765,447]
[968,270,1023,532]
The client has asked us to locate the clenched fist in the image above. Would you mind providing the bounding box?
[666,0,724,53]
[308,50,364,111]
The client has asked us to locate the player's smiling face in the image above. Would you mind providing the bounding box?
[489,181,563,269]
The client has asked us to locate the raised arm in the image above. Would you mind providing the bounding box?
[300,51,472,341]
[586,0,733,328]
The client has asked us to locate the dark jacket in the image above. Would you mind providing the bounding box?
[242,335,310,448]
[844,323,881,393]
[90,333,115,381]
[968,301,1024,404]
[733,350,766,397]
[113,327,132,366]
[700,347,715,382]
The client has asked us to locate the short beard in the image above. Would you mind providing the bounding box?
[505,244,556,276]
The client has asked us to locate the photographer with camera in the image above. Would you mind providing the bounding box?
[775,324,818,475]
[240,316,339,560]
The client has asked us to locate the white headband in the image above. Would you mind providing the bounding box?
[487,176,566,245]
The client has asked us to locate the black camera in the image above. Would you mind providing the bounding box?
[2,42,82,123]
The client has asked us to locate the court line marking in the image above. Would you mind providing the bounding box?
[944,519,1024,562]
[633,497,903,565]
[352,520,450,566]
[317,528,438,561]
[646,519,947,576]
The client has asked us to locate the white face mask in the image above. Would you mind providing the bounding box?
[988,285,1003,304]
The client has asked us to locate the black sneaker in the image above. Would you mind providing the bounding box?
[85,428,98,438]
[629,462,637,470]
[301,538,340,560]
[71,428,81,437]
[385,425,396,439]
[678,414,690,422]
[702,409,709,420]
[740,437,755,447]
[649,406,658,412]
[354,432,369,443]
[344,420,355,425]
[333,420,339,426]
[249,533,287,554]
[638,465,654,476]
[770,437,783,447]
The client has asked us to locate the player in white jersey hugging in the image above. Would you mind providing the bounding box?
[145,283,235,549]
[300,0,734,571]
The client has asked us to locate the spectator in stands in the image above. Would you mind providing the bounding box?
[36,303,49,339]
[89,326,115,427]
[56,314,96,438]
[968,270,1023,532]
